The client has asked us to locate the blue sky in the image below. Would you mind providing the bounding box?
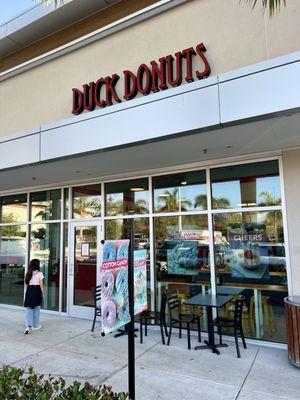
[0,0,37,24]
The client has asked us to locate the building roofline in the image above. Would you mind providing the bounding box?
[0,0,119,58]
[0,0,188,81]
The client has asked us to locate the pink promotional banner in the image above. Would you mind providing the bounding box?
[134,250,148,315]
[100,240,130,335]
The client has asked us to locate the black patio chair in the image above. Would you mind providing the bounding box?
[139,293,168,345]
[212,298,247,358]
[91,285,101,332]
[164,292,201,350]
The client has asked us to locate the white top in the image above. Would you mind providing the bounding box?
[29,271,44,286]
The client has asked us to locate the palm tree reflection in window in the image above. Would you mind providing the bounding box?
[157,188,192,212]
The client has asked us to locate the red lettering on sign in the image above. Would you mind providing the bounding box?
[72,43,211,114]
[94,77,106,108]
[151,57,167,92]
[195,43,211,79]
[83,83,95,111]
[124,70,138,100]
[166,52,183,87]
[137,64,152,95]
[72,88,84,115]
[182,47,196,83]
[105,74,121,105]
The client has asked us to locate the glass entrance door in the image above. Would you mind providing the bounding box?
[69,221,102,319]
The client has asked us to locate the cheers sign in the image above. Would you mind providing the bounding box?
[72,43,210,115]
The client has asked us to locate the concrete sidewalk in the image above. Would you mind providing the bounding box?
[0,308,298,400]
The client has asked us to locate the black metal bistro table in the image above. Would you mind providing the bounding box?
[184,294,232,355]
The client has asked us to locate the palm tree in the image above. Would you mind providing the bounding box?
[194,194,207,210]
[243,0,286,16]
[157,188,192,212]
[134,198,149,214]
[258,191,281,206]
[212,197,230,209]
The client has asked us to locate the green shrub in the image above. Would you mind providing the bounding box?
[0,366,128,400]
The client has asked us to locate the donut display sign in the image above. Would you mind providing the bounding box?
[100,240,130,335]
[167,240,198,276]
[134,250,148,315]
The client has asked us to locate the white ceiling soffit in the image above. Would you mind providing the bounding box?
[0,112,299,193]
[0,0,119,58]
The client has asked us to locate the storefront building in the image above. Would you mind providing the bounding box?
[1,0,300,344]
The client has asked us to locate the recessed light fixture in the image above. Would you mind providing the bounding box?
[130,187,144,192]
[181,181,187,185]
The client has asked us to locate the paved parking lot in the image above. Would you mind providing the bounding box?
[0,308,298,400]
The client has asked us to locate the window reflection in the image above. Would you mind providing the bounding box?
[105,179,149,216]
[211,161,281,209]
[0,225,26,306]
[214,211,287,342]
[30,223,60,311]
[155,215,210,276]
[214,211,285,279]
[154,215,210,325]
[31,190,61,221]
[1,194,27,223]
[153,171,207,213]
[106,218,150,251]
[73,185,101,219]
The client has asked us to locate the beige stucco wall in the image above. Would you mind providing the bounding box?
[1,0,300,137]
[282,148,300,296]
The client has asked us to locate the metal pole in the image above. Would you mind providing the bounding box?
[128,227,135,400]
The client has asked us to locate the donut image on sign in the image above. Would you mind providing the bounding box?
[116,242,129,260]
[135,271,145,296]
[115,292,130,324]
[102,300,117,329]
[100,239,130,334]
[103,241,117,261]
[101,271,115,298]
[116,268,128,294]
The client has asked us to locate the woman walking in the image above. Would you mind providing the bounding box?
[24,259,44,334]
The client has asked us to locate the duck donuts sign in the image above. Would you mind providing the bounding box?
[72,42,211,115]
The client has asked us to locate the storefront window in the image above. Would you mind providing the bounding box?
[211,161,281,209]
[0,159,289,344]
[30,190,61,221]
[0,194,27,223]
[0,225,26,306]
[154,215,210,328]
[213,211,287,342]
[153,171,207,213]
[30,223,61,311]
[105,179,149,216]
[73,185,101,219]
